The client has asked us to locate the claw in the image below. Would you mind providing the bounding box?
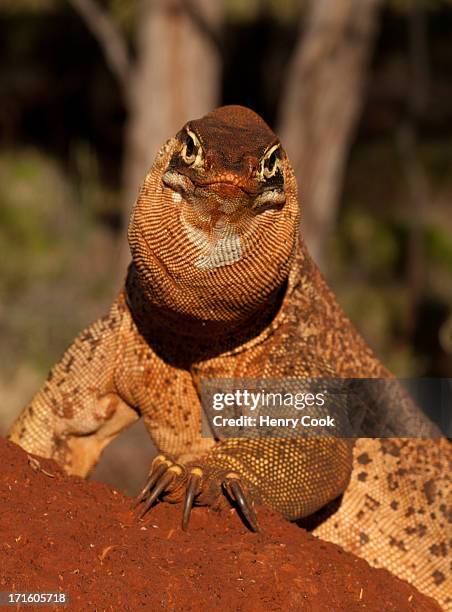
[134,459,169,508]
[138,466,182,519]
[224,475,260,532]
[182,468,202,531]
[134,458,260,534]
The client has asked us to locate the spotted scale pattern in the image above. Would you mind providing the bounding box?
[315,438,451,609]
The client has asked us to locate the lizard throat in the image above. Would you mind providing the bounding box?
[125,263,289,352]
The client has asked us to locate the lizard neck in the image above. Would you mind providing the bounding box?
[126,263,287,344]
[124,260,296,365]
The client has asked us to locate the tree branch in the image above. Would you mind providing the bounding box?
[68,0,131,97]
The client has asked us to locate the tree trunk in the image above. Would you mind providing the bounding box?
[278,0,383,267]
[119,0,222,271]
[396,0,430,342]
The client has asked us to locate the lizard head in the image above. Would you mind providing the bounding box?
[128,105,300,334]
[162,105,286,213]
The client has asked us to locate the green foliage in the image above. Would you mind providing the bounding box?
[0,149,77,293]
[225,0,261,22]
[330,208,412,373]
[0,148,116,376]
[266,0,304,22]
[331,279,423,375]
[70,140,119,224]
[419,141,452,185]
[108,0,136,35]
[0,0,57,14]
[337,208,400,277]
[329,132,452,377]
[424,224,452,271]
[225,0,303,22]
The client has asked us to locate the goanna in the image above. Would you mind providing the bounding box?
[9,106,451,608]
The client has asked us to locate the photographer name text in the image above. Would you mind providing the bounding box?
[212,414,335,428]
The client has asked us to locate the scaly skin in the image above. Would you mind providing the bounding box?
[9,106,450,608]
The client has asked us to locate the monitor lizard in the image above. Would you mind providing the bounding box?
[8,105,451,608]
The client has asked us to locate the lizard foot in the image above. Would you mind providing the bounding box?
[133,454,260,532]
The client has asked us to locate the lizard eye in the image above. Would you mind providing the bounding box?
[265,151,277,174]
[259,144,282,180]
[181,128,203,166]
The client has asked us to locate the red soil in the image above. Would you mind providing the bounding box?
[0,438,442,611]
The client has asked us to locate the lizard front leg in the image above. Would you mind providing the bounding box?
[135,433,353,531]
[8,294,139,476]
[134,347,353,530]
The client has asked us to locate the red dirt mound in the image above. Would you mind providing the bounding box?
[0,438,442,611]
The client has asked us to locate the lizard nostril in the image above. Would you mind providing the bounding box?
[246,156,259,178]
[204,151,215,171]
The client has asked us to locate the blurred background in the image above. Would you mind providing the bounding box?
[1,0,451,493]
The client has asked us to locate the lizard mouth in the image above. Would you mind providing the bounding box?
[163,169,256,197]
[200,181,250,198]
[163,169,285,211]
